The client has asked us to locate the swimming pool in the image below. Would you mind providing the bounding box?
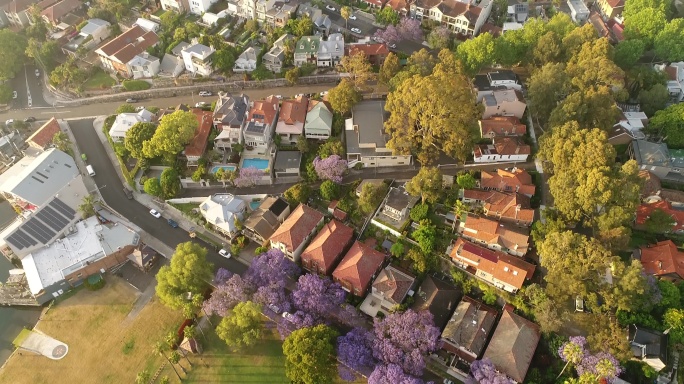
[249,200,262,210]
[209,165,237,174]
[242,158,270,170]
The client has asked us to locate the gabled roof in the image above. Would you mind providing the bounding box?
[305,100,333,132]
[97,25,159,64]
[441,296,497,362]
[184,109,213,158]
[269,204,324,252]
[480,168,535,196]
[301,220,354,272]
[333,241,385,292]
[604,0,624,8]
[494,137,531,156]
[248,96,279,126]
[372,265,415,305]
[261,196,289,217]
[460,215,530,255]
[385,0,407,12]
[5,0,39,14]
[463,189,534,224]
[26,117,61,150]
[410,275,461,330]
[636,200,684,232]
[484,309,540,383]
[479,116,526,137]
[295,35,321,54]
[278,96,308,125]
[638,170,662,196]
[244,209,280,240]
[348,43,389,57]
[639,240,684,279]
[213,93,249,128]
[41,0,81,23]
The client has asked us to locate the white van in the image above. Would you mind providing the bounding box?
[86,165,95,176]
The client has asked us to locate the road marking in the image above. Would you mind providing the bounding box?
[41,110,71,114]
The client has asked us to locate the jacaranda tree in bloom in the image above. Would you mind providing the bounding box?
[233,166,263,188]
[293,274,346,319]
[202,274,254,316]
[337,327,376,379]
[467,358,511,384]
[245,248,301,288]
[313,155,348,183]
[368,363,427,384]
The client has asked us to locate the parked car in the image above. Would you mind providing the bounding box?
[218,249,232,258]
[267,304,281,313]
[389,43,397,49]
[5,119,14,126]
[349,14,357,20]
[350,28,361,34]
[282,311,294,322]
[123,187,133,199]
[167,219,179,228]
[149,209,161,218]
[126,98,137,103]
[12,91,17,99]
[275,95,282,99]
[27,97,32,108]
[325,4,335,10]
[320,91,328,97]
[24,117,35,123]
[35,69,40,77]
[443,379,454,384]
[195,102,208,108]
[198,91,212,97]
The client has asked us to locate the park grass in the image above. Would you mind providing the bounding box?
[83,68,116,90]
[0,277,185,384]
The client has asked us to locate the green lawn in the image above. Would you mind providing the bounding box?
[83,68,116,90]
[169,203,199,215]
[122,79,151,91]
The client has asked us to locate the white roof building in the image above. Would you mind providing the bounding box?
[199,194,247,238]
[133,17,160,32]
[233,46,258,73]
[108,110,155,142]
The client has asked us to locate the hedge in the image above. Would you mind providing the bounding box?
[122,80,151,91]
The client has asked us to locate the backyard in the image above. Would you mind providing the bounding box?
[83,68,116,90]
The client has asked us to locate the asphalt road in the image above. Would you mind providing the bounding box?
[8,64,49,110]
[320,0,379,36]
[67,118,247,274]
[1,84,335,122]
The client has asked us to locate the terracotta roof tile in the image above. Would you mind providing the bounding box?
[249,95,279,126]
[348,43,390,57]
[40,0,81,23]
[480,168,535,196]
[483,309,540,383]
[605,0,623,8]
[372,265,415,304]
[636,200,684,232]
[26,117,61,150]
[385,0,407,12]
[479,116,526,137]
[494,137,531,156]
[639,240,684,279]
[278,96,308,125]
[269,204,324,252]
[638,170,661,197]
[479,22,502,37]
[98,26,159,63]
[184,108,213,158]
[463,189,534,225]
[450,239,534,290]
[459,215,530,255]
[333,241,386,294]
[301,220,354,274]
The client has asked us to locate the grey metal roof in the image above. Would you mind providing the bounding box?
[351,100,388,149]
[385,186,418,211]
[6,197,75,251]
[214,93,249,127]
[274,151,302,172]
[171,41,190,56]
[631,140,671,167]
[488,70,518,82]
[80,18,109,35]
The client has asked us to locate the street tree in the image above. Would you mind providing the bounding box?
[337,327,376,377]
[427,27,451,50]
[532,31,562,67]
[369,364,425,384]
[313,155,347,183]
[293,274,346,320]
[26,39,59,71]
[143,110,198,160]
[283,324,339,384]
[405,167,443,204]
[116,104,136,114]
[526,63,571,127]
[285,67,300,85]
[613,39,646,70]
[143,177,163,197]
[320,180,339,200]
[587,317,633,362]
[124,122,156,159]
[78,195,97,219]
[379,52,400,85]
[216,301,264,351]
[0,84,11,104]
[623,0,673,19]
[203,274,255,316]
[524,284,565,333]
[340,52,375,90]
[0,30,27,80]
[340,6,351,30]
[253,282,293,314]
[468,358,510,384]
[375,7,399,26]
[245,248,301,288]
[156,242,213,310]
[328,79,361,115]
[160,168,181,199]
[624,8,667,46]
[283,183,311,206]
[359,182,389,215]
[655,19,684,62]
[560,23,597,60]
[566,38,624,91]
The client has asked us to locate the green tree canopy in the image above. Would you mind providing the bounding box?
[624,0,673,20]
[456,32,496,75]
[320,180,339,201]
[375,7,400,26]
[116,104,137,113]
[613,39,646,70]
[358,182,389,215]
[0,30,27,80]
[143,110,198,160]
[318,139,345,159]
[379,52,401,85]
[412,219,437,255]
[216,301,263,351]
[526,63,571,128]
[283,325,339,384]
[638,83,670,117]
[644,208,676,233]
[124,122,157,159]
[405,167,443,204]
[143,177,163,197]
[654,19,684,62]
[327,79,361,115]
[156,242,213,310]
[284,183,311,206]
[456,173,476,189]
[624,8,667,46]
[649,103,684,148]
[160,168,181,199]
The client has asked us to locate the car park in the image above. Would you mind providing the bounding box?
[350,27,361,34]
[24,117,35,122]
[218,249,232,258]
[149,209,161,218]
[198,91,212,97]
[126,98,137,103]
[326,4,335,10]
[167,219,179,228]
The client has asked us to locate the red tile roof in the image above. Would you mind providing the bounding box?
[479,116,526,137]
[479,22,502,37]
[640,240,684,279]
[484,308,540,383]
[604,0,623,8]
[463,189,534,225]
[348,43,390,58]
[589,12,610,38]
[611,22,625,42]
[385,0,407,12]
[459,215,530,255]
[249,96,280,126]
[480,168,536,196]
[638,170,662,197]
[40,0,81,23]
[636,200,684,232]
[270,204,324,253]
[333,241,386,295]
[184,108,213,158]
[494,137,531,156]
[26,117,61,150]
[372,265,415,304]
[98,25,159,63]
[665,66,679,82]
[278,96,308,125]
[301,220,354,275]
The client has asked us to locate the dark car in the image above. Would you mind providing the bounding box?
[123,188,133,199]
[167,219,179,228]
[23,117,35,123]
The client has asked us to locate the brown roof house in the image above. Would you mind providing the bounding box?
[184,108,213,166]
[459,215,530,256]
[462,189,535,227]
[360,265,416,317]
[26,117,62,151]
[635,240,684,281]
[481,90,526,120]
[410,0,492,36]
[3,0,45,27]
[127,244,158,272]
[95,25,159,78]
[449,238,535,293]
[244,95,280,154]
[479,116,526,138]
[480,168,535,197]
[300,219,355,276]
[483,308,540,383]
[473,137,531,164]
[243,196,291,244]
[333,240,386,297]
[441,296,497,364]
[275,96,308,145]
[410,275,462,330]
[347,42,390,65]
[269,204,324,262]
[40,0,82,27]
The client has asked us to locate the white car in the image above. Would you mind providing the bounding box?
[35,69,40,77]
[389,43,397,49]
[443,379,454,384]
[326,5,335,11]
[195,102,208,107]
[349,14,357,20]
[267,304,281,313]
[282,311,294,322]
[198,91,212,97]
[149,209,161,218]
[12,91,17,99]
[5,119,13,126]
[320,91,328,97]
[350,28,362,34]
[218,249,232,258]
[275,95,283,99]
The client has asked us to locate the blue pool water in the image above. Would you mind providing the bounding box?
[249,201,261,210]
[242,158,270,170]
[209,165,236,174]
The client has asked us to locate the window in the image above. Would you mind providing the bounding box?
[503,267,509,272]
[513,271,518,275]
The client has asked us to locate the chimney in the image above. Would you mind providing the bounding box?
[659,261,663,270]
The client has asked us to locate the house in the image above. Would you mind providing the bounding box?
[184,109,213,166]
[360,265,416,316]
[332,240,386,296]
[269,204,325,262]
[276,96,308,144]
[441,296,497,363]
[458,215,530,256]
[386,0,408,14]
[274,151,302,178]
[381,186,419,221]
[127,53,160,79]
[189,0,218,15]
[244,95,279,152]
[21,213,140,304]
[347,42,390,66]
[473,70,523,102]
[317,33,344,67]
[294,35,321,67]
[96,26,159,78]
[328,200,348,222]
[479,116,526,138]
[567,0,589,22]
[305,100,333,140]
[410,275,462,330]
[313,14,331,36]
[263,34,293,72]
[40,0,82,27]
[160,0,189,13]
[108,109,155,142]
[507,2,528,22]
[3,0,40,27]
[296,2,323,22]
[265,2,297,27]
[181,41,215,76]
[128,244,157,272]
[199,194,247,239]
[300,219,355,275]
[255,0,276,22]
[243,196,290,244]
[473,137,530,163]
[629,325,668,372]
[449,238,535,293]
[410,0,493,36]
[481,90,526,119]
[0,132,23,159]
[233,46,258,73]
[25,117,62,151]
[133,17,159,32]
[654,62,684,103]
[597,0,623,20]
[62,18,111,56]
[158,53,185,78]
[480,168,535,197]
[213,93,249,150]
[589,12,611,39]
[483,308,540,383]
[634,240,684,281]
[629,140,684,184]
[636,200,684,234]
[462,189,534,226]
[480,22,502,37]
[617,110,648,135]
[345,100,412,168]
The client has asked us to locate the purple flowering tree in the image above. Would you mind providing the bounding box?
[337,327,376,376]
[397,18,423,42]
[338,365,358,382]
[293,274,346,319]
[245,248,301,288]
[467,359,511,384]
[368,363,425,384]
[313,155,347,183]
[290,310,319,329]
[374,25,402,44]
[233,166,263,188]
[253,282,293,314]
[558,336,588,378]
[202,274,255,316]
[372,310,441,376]
[578,352,623,380]
[213,267,233,285]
